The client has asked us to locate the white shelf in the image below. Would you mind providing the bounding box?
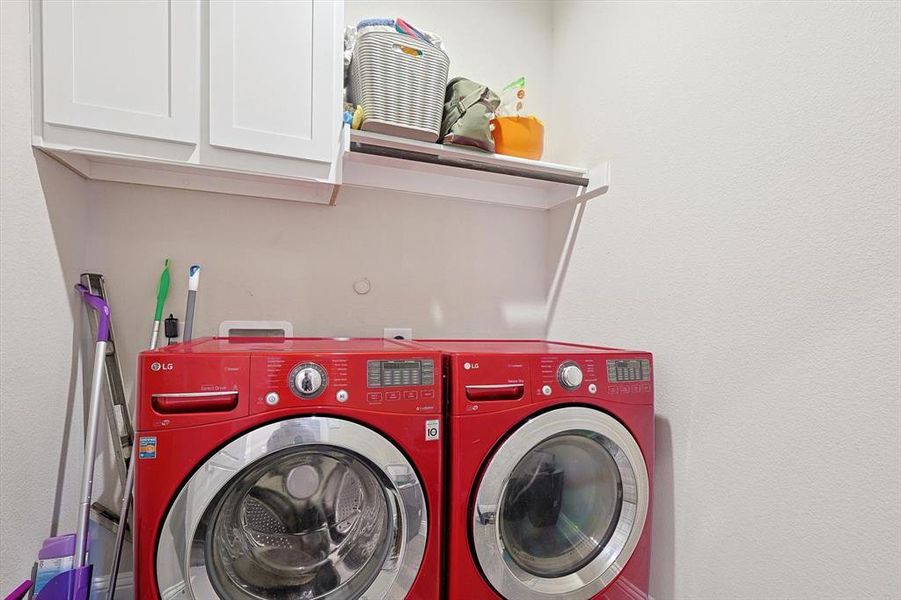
[341,128,609,210]
[36,127,610,211]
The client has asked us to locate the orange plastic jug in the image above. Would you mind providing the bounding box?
[490,116,544,160]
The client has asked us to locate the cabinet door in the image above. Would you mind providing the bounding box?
[209,0,340,163]
[41,0,199,143]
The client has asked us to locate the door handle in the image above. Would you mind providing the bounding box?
[151,391,239,414]
[465,384,525,401]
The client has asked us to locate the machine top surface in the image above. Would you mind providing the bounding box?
[412,339,647,355]
[148,337,420,355]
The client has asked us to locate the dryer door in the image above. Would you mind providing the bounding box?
[156,417,427,599]
[472,406,649,600]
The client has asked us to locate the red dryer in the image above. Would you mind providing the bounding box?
[133,338,443,600]
[414,340,654,600]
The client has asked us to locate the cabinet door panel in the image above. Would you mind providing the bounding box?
[41,0,199,143]
[209,0,338,162]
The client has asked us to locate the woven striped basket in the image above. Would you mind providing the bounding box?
[349,30,450,142]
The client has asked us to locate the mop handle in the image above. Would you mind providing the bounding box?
[183,265,200,343]
[73,284,111,570]
[75,284,110,343]
[150,259,171,351]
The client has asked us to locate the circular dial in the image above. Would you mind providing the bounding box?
[288,362,327,399]
[557,361,584,390]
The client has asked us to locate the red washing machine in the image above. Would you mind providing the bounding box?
[414,340,654,600]
[133,338,443,600]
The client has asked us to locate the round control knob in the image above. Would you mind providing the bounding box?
[289,362,327,399]
[558,362,584,390]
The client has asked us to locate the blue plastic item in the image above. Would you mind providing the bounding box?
[34,567,91,600]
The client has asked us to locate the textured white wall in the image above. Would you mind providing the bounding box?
[0,0,91,589]
[547,2,901,598]
[4,1,900,597]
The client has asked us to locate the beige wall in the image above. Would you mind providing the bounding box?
[83,181,549,391]
[547,2,901,597]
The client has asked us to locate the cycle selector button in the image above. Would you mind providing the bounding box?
[558,362,584,390]
[289,362,327,399]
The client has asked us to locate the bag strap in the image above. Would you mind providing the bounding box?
[442,85,490,132]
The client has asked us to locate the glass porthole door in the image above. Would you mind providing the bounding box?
[156,417,427,600]
[472,406,649,600]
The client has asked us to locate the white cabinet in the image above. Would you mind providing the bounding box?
[32,0,342,203]
[37,0,199,159]
[209,0,340,162]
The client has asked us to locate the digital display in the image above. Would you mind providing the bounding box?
[368,359,434,387]
[384,361,421,370]
[607,359,650,382]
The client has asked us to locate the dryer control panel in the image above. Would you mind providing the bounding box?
[534,355,652,400]
[411,339,653,415]
[535,355,604,397]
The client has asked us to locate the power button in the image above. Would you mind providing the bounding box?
[265,392,280,406]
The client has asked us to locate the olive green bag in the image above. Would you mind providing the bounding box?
[440,78,500,152]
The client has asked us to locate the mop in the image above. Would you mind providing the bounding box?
[23,285,112,600]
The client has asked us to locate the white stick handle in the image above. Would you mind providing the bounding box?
[149,320,160,351]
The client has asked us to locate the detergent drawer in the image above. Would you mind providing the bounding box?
[137,352,251,430]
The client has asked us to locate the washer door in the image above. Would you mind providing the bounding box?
[472,406,649,600]
[157,417,427,599]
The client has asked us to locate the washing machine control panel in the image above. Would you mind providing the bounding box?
[251,354,440,415]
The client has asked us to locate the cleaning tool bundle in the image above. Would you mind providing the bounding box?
[106,259,172,598]
[27,285,111,600]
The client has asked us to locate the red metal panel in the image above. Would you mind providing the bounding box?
[134,338,442,600]
[412,339,654,600]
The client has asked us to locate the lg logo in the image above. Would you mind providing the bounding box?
[463,362,480,370]
[150,362,174,372]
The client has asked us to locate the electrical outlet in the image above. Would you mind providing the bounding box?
[384,328,413,341]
